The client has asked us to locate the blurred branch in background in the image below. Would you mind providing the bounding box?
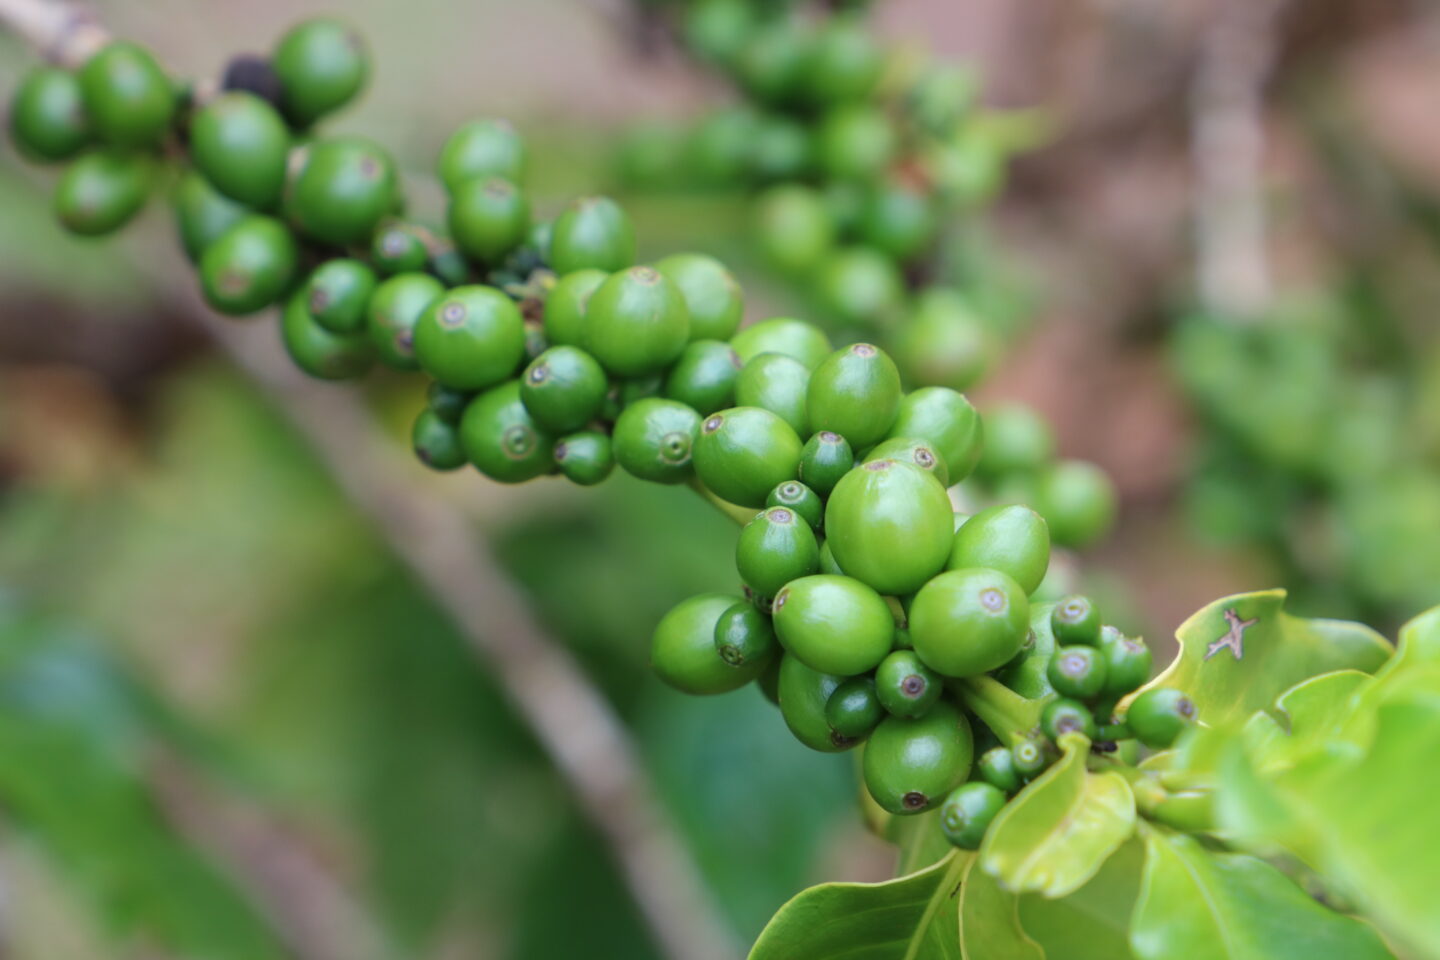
[1190,0,1291,320]
[0,1,734,958]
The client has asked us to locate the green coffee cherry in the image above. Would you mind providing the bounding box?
[1051,595,1102,646]
[940,781,1006,849]
[652,593,755,694]
[200,215,298,315]
[735,17,811,106]
[190,92,290,208]
[729,317,832,370]
[520,346,608,433]
[889,387,983,484]
[1125,688,1197,749]
[777,653,856,752]
[798,430,853,497]
[875,650,941,719]
[735,352,810,437]
[78,42,174,148]
[825,676,883,740]
[756,656,782,705]
[806,343,901,449]
[583,266,690,376]
[437,118,526,192]
[857,180,936,262]
[654,253,744,341]
[824,459,952,596]
[272,18,369,127]
[1011,738,1051,781]
[10,67,90,162]
[816,104,895,181]
[749,113,812,182]
[766,480,822,531]
[813,247,905,328]
[370,220,430,275]
[818,540,844,576]
[54,150,154,237]
[448,177,530,265]
[682,0,757,66]
[1034,460,1118,549]
[550,196,635,275]
[429,242,472,287]
[1099,631,1152,697]
[367,272,445,369]
[864,437,949,488]
[976,745,1022,794]
[736,506,821,598]
[755,185,836,276]
[805,14,882,104]
[909,568,1031,678]
[412,409,466,471]
[280,293,374,380]
[612,398,701,484]
[543,268,607,347]
[305,258,376,335]
[459,380,554,483]
[713,601,777,672]
[1047,645,1107,700]
[414,286,525,391]
[695,406,803,507]
[664,340,740,415]
[173,170,247,263]
[1042,697,1097,742]
[895,289,994,392]
[285,136,397,247]
[689,105,758,185]
[427,382,472,424]
[553,431,614,486]
[609,373,666,415]
[977,404,1053,480]
[947,504,1051,596]
[863,702,973,814]
[772,574,893,676]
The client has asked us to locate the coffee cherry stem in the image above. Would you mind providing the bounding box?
[956,675,1044,748]
[685,473,758,525]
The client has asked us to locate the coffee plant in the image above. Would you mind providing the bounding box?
[4,7,1438,959]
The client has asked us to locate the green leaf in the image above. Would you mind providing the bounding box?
[749,852,966,960]
[959,855,1044,959]
[887,808,956,876]
[1018,837,1142,960]
[1242,669,1372,769]
[980,734,1136,898]
[1131,829,1394,960]
[1139,590,1391,728]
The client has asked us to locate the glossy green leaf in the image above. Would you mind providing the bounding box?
[1242,669,1372,769]
[980,734,1136,897]
[1018,837,1142,960]
[959,855,1044,960]
[1137,590,1391,728]
[1131,829,1394,960]
[750,852,966,960]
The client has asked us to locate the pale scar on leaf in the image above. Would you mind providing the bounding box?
[1205,608,1258,662]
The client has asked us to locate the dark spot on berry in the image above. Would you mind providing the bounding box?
[863,459,891,472]
[396,330,413,352]
[852,343,878,357]
[1178,697,1196,718]
[528,365,549,384]
[220,53,282,106]
[980,588,1006,613]
[769,508,793,524]
[309,289,331,313]
[902,675,925,697]
[441,303,466,327]
[772,589,789,612]
[830,731,857,749]
[719,645,743,666]
[902,791,928,810]
[660,432,691,464]
[502,425,535,459]
[553,441,570,460]
[915,448,936,468]
[819,431,841,442]
[727,349,742,369]
[632,266,659,283]
[703,415,723,434]
[779,481,802,499]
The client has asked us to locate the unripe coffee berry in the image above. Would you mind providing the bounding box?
[825,676,884,740]
[612,398,701,484]
[874,650,941,719]
[695,407,803,507]
[553,431,615,486]
[939,781,1006,850]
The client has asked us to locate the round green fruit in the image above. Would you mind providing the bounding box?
[305,258,376,335]
[78,42,174,148]
[285,136,397,247]
[805,14,882,104]
[977,404,1053,480]
[437,118,526,192]
[816,105,895,181]
[174,169,247,262]
[766,480,822,532]
[713,602,777,672]
[889,388,983,484]
[664,340,740,415]
[412,409,466,472]
[864,437,949,488]
[1125,688,1196,749]
[806,343,901,449]
[1099,631,1152,697]
[427,382,473,425]
[777,653,856,752]
[550,196,635,275]
[735,17,811,105]
[458,380,554,483]
[947,504,1051,596]
[199,215,298,316]
[813,246,905,328]
[909,568,1031,678]
[190,92,290,208]
[9,67,90,162]
[695,406,803,507]
[279,293,374,381]
[1042,698,1097,742]
[875,650,941,719]
[1051,595,1102,646]
[895,289,994,391]
[682,0,756,67]
[272,17,369,127]
[772,574,893,676]
[520,345,608,434]
[1034,460,1118,549]
[654,253,744,342]
[367,272,445,369]
[553,431,614,486]
[735,352,810,438]
[448,177,530,264]
[863,702,973,814]
[976,745,1022,794]
[584,266,690,376]
[825,676,883,740]
[939,781,1006,849]
[730,317,832,370]
[798,430,853,497]
[543,268,607,346]
[54,150,154,236]
[370,220,430,275]
[612,398,701,484]
[824,459,952,596]
[755,184,836,276]
[1011,739,1051,781]
[413,285,525,391]
[1047,645,1107,700]
[736,506,821,598]
[652,593,755,695]
[857,179,936,261]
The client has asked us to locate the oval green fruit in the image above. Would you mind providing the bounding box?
[735,351,809,437]
[414,285,525,391]
[664,340,740,415]
[1047,645,1107,700]
[543,268,607,347]
[736,506,821,598]
[1042,698,1097,742]
[976,745,1022,794]
[813,246,905,328]
[695,406,803,507]
[9,66,90,162]
[825,676,883,740]
[947,504,1050,595]
[1099,631,1152,697]
[806,343,901,449]
[806,14,881,104]
[1125,688,1196,749]
[824,459,952,596]
[279,292,374,381]
[550,196,635,275]
[78,42,174,148]
[766,479,822,531]
[777,653,856,752]
[889,387,983,484]
[939,781,1005,849]
[895,289,994,392]
[654,253,744,341]
[730,317,832,370]
[612,398,701,484]
[864,437,949,488]
[816,104,895,181]
[863,702,973,815]
[305,258,376,335]
[272,17,369,127]
[754,184,835,276]
[1034,460,1117,549]
[448,176,530,264]
[772,574,893,676]
[713,601,777,673]
[54,150,154,237]
[1051,594,1102,646]
[458,379,554,484]
[173,169,247,262]
[370,219,430,275]
[875,650,942,719]
[520,345,608,433]
[652,593,754,695]
[976,404,1053,480]
[857,180,937,261]
[909,568,1031,678]
[798,430,853,497]
[553,430,614,486]
[200,215,298,315]
[437,118,526,192]
[285,136,397,247]
[584,266,690,376]
[412,408,466,472]
[367,272,444,369]
[190,92,290,208]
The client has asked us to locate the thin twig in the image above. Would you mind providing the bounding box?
[1190,0,1291,321]
[0,3,736,959]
